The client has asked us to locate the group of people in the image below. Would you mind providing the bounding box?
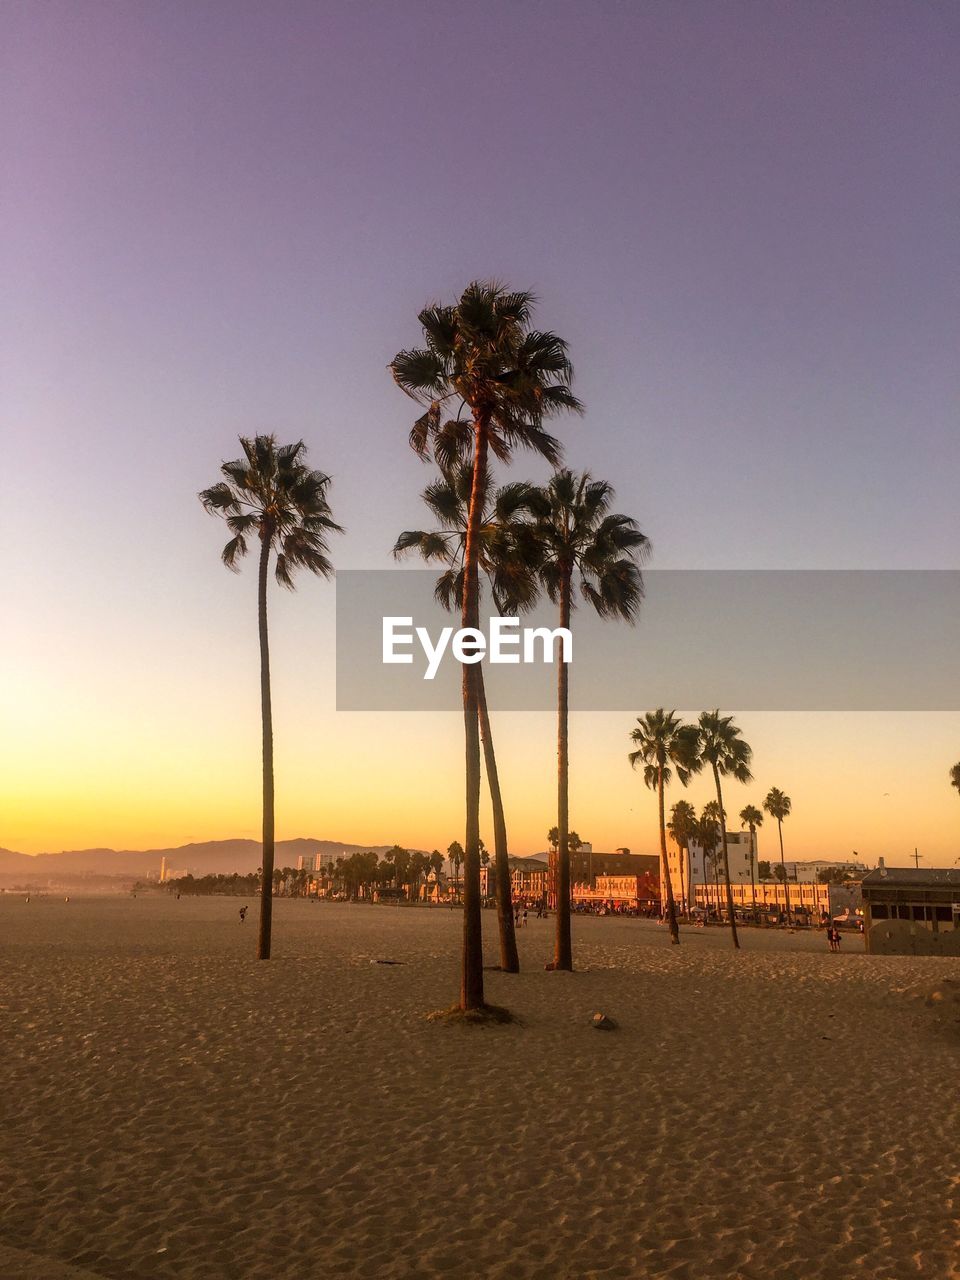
[826,925,843,952]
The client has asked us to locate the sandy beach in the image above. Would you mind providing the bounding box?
[1,896,956,1280]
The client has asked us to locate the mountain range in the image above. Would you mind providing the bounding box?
[0,839,422,882]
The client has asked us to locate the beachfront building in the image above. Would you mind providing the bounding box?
[666,831,755,912]
[546,849,659,909]
[572,870,660,911]
[693,879,862,922]
[861,865,960,955]
[477,858,550,903]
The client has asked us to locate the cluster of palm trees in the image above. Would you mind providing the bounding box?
[310,847,445,901]
[391,282,648,1010]
[951,762,960,801]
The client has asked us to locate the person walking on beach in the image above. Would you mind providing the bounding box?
[522,908,528,928]
[239,905,248,923]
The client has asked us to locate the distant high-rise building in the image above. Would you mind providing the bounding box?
[159,856,168,883]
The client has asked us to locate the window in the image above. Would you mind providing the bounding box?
[870,905,888,919]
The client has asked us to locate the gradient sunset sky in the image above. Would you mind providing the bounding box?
[2,1,958,863]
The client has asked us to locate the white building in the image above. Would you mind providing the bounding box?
[665,831,757,909]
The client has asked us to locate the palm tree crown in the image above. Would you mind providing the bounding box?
[391,281,582,468]
[950,762,960,797]
[527,470,649,619]
[693,711,754,802]
[740,805,764,833]
[668,800,697,852]
[199,435,342,586]
[628,710,698,789]
[763,788,792,824]
[393,461,539,612]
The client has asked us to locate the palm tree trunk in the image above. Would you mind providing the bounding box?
[778,819,791,925]
[459,419,489,1009]
[477,667,520,973]
[553,568,573,971]
[658,768,680,944]
[678,841,687,917]
[749,829,757,914]
[256,529,275,961]
[712,767,740,950]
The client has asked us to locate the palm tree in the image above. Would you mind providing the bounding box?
[392,282,580,1012]
[687,712,753,950]
[690,810,719,915]
[628,710,698,945]
[951,762,960,799]
[447,841,464,901]
[429,850,444,899]
[394,460,539,972]
[739,805,763,913]
[199,435,341,960]
[763,788,793,924]
[667,799,696,915]
[526,471,649,971]
[701,800,724,914]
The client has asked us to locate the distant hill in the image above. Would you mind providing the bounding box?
[0,839,423,881]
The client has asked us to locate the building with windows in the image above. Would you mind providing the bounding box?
[546,849,659,908]
[860,865,960,955]
[693,878,861,922]
[572,871,660,911]
[665,831,756,911]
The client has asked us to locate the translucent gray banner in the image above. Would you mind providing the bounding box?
[335,570,959,711]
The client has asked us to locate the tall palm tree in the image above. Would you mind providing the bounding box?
[392,282,580,1012]
[628,710,698,945]
[447,840,464,901]
[687,712,753,950]
[394,460,539,972]
[527,470,649,970]
[701,800,724,914]
[668,799,696,915]
[691,810,720,915]
[951,762,960,799]
[763,787,793,925]
[739,805,763,914]
[199,434,342,960]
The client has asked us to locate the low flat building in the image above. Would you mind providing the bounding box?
[861,865,960,955]
[693,879,861,921]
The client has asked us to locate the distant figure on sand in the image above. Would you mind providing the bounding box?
[827,926,841,952]
[522,909,528,928]
[239,906,248,923]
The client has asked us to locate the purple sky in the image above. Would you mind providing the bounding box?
[2,2,958,855]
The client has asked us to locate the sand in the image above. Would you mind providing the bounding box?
[0,895,956,1280]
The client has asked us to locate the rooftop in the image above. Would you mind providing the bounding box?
[860,866,960,887]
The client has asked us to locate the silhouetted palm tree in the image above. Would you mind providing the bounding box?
[527,470,648,970]
[692,809,720,915]
[628,710,698,944]
[739,805,763,913]
[687,712,753,950]
[951,762,960,799]
[668,799,697,914]
[394,460,539,971]
[199,435,341,960]
[392,282,580,1012]
[763,787,793,925]
[447,840,464,901]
